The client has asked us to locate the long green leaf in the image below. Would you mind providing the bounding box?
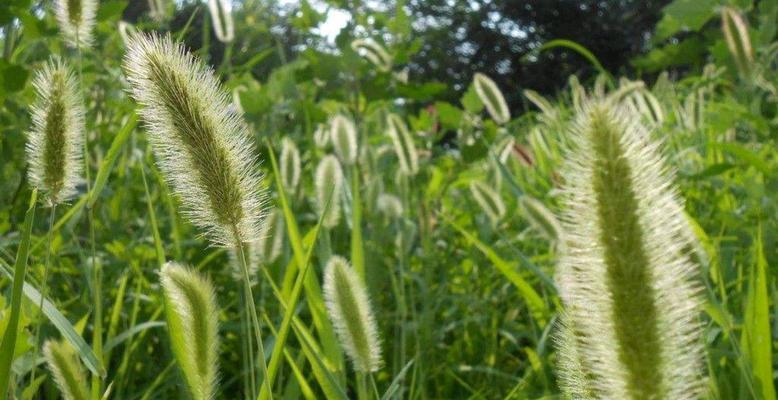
[88,114,138,208]
[444,216,548,324]
[742,227,775,400]
[538,39,608,76]
[0,189,37,397]
[0,263,106,378]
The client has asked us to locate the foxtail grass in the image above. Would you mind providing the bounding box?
[351,39,392,72]
[386,113,419,176]
[323,256,382,373]
[123,33,265,247]
[469,181,505,225]
[473,73,510,124]
[280,138,301,194]
[315,155,344,229]
[721,6,753,79]
[208,0,235,43]
[160,262,220,400]
[43,340,90,400]
[555,101,705,399]
[26,58,84,207]
[54,0,97,48]
[330,115,358,165]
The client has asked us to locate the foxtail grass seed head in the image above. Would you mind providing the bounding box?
[313,123,330,149]
[555,101,704,399]
[469,181,506,225]
[473,73,510,124]
[315,155,344,228]
[54,0,97,48]
[329,114,358,165]
[376,193,403,219]
[519,196,563,246]
[721,6,753,78]
[323,256,382,373]
[43,340,90,400]
[626,89,664,127]
[26,58,84,207]
[208,0,234,43]
[280,138,301,193]
[147,0,167,22]
[351,38,392,72]
[386,113,419,176]
[160,262,220,400]
[123,33,265,246]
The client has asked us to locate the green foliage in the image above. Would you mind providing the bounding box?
[0,0,776,399]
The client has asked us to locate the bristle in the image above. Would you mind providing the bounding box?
[329,115,358,165]
[43,340,90,400]
[323,256,382,373]
[555,101,705,399]
[473,73,510,124]
[123,33,265,247]
[26,58,84,207]
[386,113,419,176]
[160,262,220,400]
[315,155,344,228]
[54,0,97,48]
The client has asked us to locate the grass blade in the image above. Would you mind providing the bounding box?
[0,189,37,397]
[87,114,138,208]
[0,261,106,378]
[443,215,548,324]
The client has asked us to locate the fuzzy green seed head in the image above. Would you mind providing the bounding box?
[351,38,392,72]
[43,340,90,400]
[519,196,563,245]
[26,58,84,207]
[721,6,753,78]
[315,155,344,228]
[329,114,358,165]
[280,138,301,193]
[469,181,506,225]
[376,193,403,219]
[386,113,419,176]
[555,101,704,400]
[123,33,266,247]
[473,73,511,124]
[313,123,330,149]
[55,0,96,48]
[160,262,220,400]
[208,0,234,43]
[323,256,382,373]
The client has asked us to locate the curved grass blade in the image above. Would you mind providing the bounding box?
[87,113,138,208]
[538,39,607,77]
[0,261,106,378]
[0,189,37,397]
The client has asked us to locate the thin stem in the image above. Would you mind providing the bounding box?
[235,237,272,399]
[356,372,368,400]
[242,286,257,399]
[369,373,380,400]
[28,205,56,387]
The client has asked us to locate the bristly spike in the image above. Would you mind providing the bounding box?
[350,39,393,72]
[329,114,358,165]
[280,138,301,194]
[26,58,84,207]
[123,33,265,247]
[323,256,382,373]
[54,0,97,48]
[469,181,506,225]
[473,73,511,124]
[555,100,705,399]
[43,340,90,400]
[385,113,419,176]
[721,6,754,79]
[160,262,220,400]
[315,155,344,229]
[208,0,234,43]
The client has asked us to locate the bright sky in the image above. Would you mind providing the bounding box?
[278,0,351,43]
